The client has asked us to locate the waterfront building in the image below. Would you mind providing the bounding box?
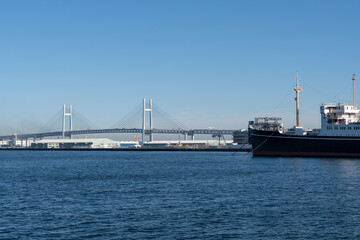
[142,140,230,148]
[31,138,119,149]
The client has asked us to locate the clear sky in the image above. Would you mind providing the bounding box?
[1,0,360,134]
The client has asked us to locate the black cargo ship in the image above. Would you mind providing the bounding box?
[249,73,360,157]
[249,127,360,157]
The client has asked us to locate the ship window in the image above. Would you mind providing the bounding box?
[348,127,352,130]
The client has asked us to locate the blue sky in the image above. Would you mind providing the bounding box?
[1,0,360,134]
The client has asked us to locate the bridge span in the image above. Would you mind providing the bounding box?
[0,128,237,141]
[0,99,243,145]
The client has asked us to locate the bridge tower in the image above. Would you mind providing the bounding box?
[142,98,153,143]
[62,104,72,139]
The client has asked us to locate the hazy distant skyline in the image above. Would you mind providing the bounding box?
[1,0,360,135]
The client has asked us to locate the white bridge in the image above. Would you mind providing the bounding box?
[0,99,239,144]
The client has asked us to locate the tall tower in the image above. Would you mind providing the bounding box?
[142,99,153,143]
[62,104,72,139]
[294,71,303,127]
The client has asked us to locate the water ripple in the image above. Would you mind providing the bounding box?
[1,151,360,239]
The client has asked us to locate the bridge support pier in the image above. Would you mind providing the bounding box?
[142,98,153,143]
[62,104,72,139]
[184,133,188,141]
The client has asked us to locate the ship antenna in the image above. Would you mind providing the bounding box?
[294,71,303,127]
[353,74,356,108]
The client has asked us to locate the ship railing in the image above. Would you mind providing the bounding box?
[250,124,283,131]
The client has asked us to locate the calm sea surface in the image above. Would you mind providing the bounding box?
[1,151,360,239]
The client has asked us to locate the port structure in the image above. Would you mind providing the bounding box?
[0,99,239,144]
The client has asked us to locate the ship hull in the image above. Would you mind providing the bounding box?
[249,129,360,157]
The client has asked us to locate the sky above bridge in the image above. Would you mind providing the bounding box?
[1,0,360,134]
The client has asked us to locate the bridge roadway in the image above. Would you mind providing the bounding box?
[0,128,238,141]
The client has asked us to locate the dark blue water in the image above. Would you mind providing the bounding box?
[1,151,360,239]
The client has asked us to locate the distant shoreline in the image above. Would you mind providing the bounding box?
[0,147,250,152]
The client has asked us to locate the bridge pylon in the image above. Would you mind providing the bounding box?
[142,98,153,143]
[62,104,72,139]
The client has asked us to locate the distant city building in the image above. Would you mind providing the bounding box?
[0,138,35,148]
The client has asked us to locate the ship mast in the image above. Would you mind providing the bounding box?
[353,74,356,108]
[294,71,303,127]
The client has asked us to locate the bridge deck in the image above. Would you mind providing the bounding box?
[0,128,238,140]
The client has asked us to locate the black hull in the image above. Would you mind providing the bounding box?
[249,129,360,157]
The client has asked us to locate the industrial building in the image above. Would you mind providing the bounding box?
[233,130,248,144]
[31,138,119,149]
[142,140,231,148]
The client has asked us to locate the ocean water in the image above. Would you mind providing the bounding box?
[0,151,360,239]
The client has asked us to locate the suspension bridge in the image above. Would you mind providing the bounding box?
[0,99,239,146]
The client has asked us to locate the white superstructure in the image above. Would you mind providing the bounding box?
[319,103,360,136]
[310,74,360,137]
